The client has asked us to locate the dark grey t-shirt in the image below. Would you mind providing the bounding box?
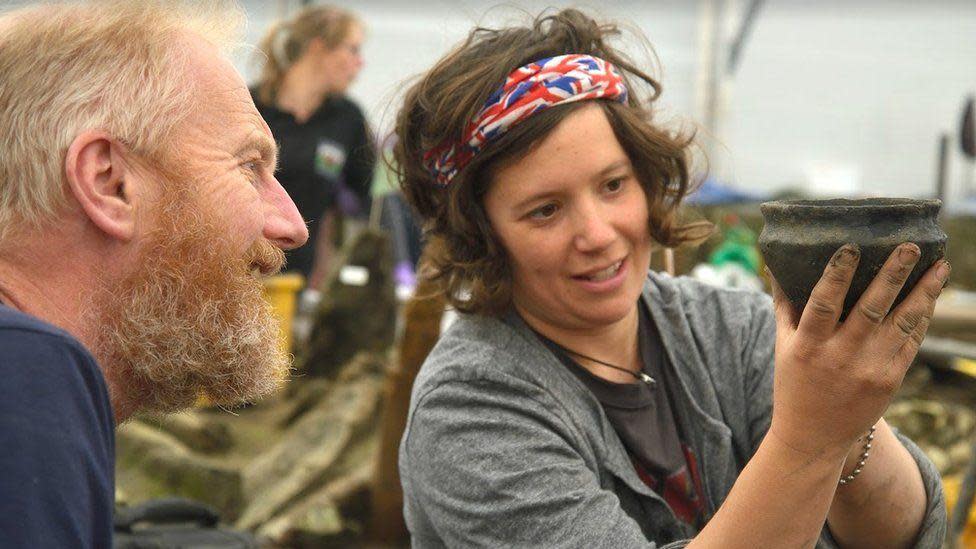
[536,302,705,527]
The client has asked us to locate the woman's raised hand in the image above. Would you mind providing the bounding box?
[767,243,950,457]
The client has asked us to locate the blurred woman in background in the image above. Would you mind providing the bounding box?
[253,6,375,302]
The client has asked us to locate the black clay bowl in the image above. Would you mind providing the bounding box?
[759,198,947,319]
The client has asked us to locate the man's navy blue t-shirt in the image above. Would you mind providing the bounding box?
[0,305,114,547]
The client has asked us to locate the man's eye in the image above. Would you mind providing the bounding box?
[529,203,558,220]
[242,161,261,185]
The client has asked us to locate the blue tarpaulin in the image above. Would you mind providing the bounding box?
[686,178,767,205]
[946,197,976,216]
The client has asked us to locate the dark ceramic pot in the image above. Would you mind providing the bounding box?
[758,198,947,319]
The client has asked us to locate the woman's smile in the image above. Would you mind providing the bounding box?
[571,256,628,292]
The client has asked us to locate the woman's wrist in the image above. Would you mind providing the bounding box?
[764,423,851,473]
[839,419,888,479]
[766,418,860,464]
[838,424,877,485]
[827,419,928,548]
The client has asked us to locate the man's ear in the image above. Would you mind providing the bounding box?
[64,130,136,241]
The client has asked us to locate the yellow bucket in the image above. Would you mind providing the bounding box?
[944,475,976,548]
[262,272,305,354]
[954,358,976,378]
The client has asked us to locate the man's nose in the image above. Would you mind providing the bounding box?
[263,176,309,250]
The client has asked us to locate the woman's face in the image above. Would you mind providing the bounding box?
[318,24,364,94]
[484,104,652,335]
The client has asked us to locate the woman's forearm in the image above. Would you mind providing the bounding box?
[826,419,927,549]
[688,430,848,549]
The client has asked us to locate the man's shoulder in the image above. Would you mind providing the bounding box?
[0,305,112,421]
[0,305,97,363]
[0,307,115,548]
[1,303,71,333]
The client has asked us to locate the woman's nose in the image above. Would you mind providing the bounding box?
[572,200,616,253]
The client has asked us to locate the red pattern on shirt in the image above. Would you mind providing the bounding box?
[632,444,706,528]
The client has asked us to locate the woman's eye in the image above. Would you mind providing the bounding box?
[606,178,624,193]
[529,203,558,220]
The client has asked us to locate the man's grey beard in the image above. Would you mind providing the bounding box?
[91,203,289,416]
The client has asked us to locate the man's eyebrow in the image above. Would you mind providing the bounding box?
[236,136,280,170]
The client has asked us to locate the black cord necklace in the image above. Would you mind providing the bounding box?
[555,344,657,388]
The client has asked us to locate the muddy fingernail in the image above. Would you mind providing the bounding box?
[832,244,859,267]
[938,260,951,284]
[898,243,920,266]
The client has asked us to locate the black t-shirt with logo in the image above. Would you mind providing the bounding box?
[253,92,375,278]
[538,302,706,529]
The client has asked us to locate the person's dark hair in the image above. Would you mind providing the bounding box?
[393,8,711,316]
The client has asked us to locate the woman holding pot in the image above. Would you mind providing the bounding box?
[395,8,947,549]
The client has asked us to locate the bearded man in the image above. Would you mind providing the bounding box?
[0,1,308,546]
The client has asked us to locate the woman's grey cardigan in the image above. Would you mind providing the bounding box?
[399,271,946,548]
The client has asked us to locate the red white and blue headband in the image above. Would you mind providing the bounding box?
[422,54,629,186]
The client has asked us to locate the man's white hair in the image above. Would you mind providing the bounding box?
[0,0,245,242]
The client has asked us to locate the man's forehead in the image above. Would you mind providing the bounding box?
[179,31,244,97]
[176,30,271,144]
[0,12,14,33]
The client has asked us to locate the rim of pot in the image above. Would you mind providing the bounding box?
[760,198,942,222]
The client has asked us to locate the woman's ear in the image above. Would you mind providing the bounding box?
[305,36,327,56]
[64,130,136,241]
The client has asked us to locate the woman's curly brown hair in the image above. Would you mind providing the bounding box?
[393,8,711,316]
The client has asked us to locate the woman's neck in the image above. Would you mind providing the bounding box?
[519,302,642,384]
[275,61,330,123]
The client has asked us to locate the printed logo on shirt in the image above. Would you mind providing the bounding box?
[315,139,347,180]
[631,444,706,530]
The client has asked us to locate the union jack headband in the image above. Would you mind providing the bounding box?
[422,54,629,186]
